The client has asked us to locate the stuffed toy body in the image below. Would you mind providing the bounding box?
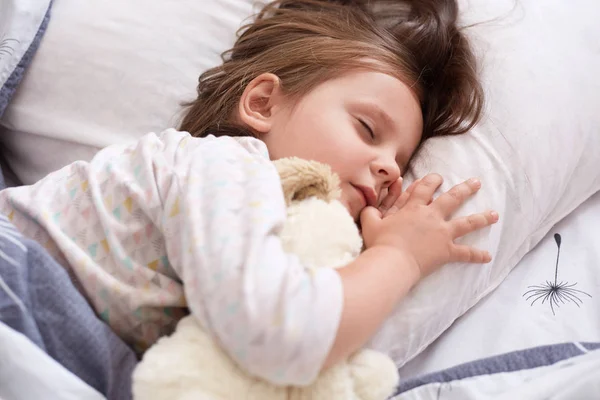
[132,158,399,400]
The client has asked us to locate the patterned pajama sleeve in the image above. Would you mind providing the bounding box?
[0,130,343,386]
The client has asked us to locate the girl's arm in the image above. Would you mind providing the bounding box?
[323,246,420,369]
[155,130,344,386]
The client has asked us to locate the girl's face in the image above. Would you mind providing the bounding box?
[239,70,423,220]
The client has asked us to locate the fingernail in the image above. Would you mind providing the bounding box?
[469,178,481,187]
[490,211,500,222]
[425,174,441,183]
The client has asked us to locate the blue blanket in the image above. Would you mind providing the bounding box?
[0,195,136,399]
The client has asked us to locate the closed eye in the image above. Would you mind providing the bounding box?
[358,119,375,139]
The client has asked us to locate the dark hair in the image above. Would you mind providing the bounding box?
[180,0,483,143]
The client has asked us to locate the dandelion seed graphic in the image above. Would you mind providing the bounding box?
[523,233,591,315]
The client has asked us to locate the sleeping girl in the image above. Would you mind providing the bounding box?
[0,0,497,386]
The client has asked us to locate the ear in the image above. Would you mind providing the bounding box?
[238,73,283,134]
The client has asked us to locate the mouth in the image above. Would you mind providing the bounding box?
[353,184,378,208]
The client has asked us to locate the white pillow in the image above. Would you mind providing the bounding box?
[1,0,599,368]
[0,0,256,184]
[369,0,600,365]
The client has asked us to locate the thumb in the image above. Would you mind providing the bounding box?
[359,206,382,236]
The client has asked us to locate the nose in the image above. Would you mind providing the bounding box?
[371,156,401,192]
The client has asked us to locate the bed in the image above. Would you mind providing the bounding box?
[1,0,599,399]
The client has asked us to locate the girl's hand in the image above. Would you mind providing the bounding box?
[379,178,421,217]
[361,173,499,279]
[377,177,403,215]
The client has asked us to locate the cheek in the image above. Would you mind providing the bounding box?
[313,136,370,181]
[281,113,346,157]
[272,104,369,178]
[307,141,359,177]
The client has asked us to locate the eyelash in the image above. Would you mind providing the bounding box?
[358,119,375,139]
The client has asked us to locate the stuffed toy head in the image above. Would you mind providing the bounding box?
[274,157,363,270]
[274,156,341,204]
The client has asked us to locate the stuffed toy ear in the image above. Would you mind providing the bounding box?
[273,157,341,205]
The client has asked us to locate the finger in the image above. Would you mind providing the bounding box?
[383,178,427,217]
[405,179,421,195]
[406,174,443,206]
[450,245,492,264]
[432,178,481,217]
[383,179,421,216]
[450,210,499,238]
[359,206,382,234]
[378,178,403,214]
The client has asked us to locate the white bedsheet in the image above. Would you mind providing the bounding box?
[399,190,600,378]
[0,322,104,400]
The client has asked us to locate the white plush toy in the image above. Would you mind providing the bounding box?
[132,158,399,400]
